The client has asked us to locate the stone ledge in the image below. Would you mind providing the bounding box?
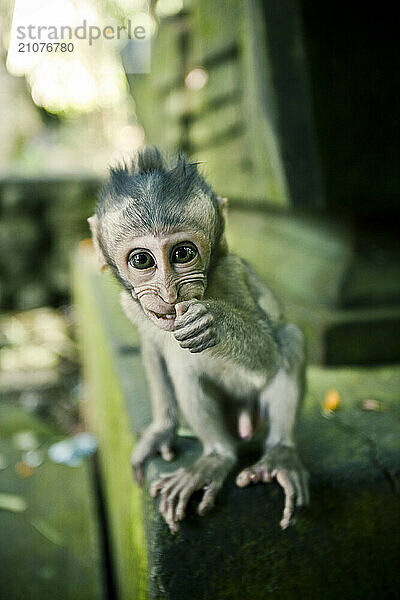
[73,245,400,600]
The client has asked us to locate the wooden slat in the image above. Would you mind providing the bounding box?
[188,101,242,149]
[187,59,239,109]
[193,139,252,201]
[129,16,186,152]
[190,0,242,64]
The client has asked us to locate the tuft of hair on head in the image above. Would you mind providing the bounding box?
[103,147,206,204]
[169,153,201,190]
[106,146,166,195]
[97,146,223,237]
[110,146,200,180]
[135,146,166,174]
[108,161,129,197]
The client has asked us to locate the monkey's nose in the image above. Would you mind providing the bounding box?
[158,286,178,305]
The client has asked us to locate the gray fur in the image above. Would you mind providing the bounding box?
[90,146,309,534]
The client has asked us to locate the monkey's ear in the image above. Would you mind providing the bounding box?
[217,197,229,255]
[87,215,108,271]
[217,196,229,216]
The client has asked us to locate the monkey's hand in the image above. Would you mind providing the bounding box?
[150,451,234,533]
[131,423,175,486]
[173,300,218,353]
[236,445,309,529]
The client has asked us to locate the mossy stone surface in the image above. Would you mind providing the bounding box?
[74,247,400,600]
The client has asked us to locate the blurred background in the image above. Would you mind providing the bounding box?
[0,1,399,599]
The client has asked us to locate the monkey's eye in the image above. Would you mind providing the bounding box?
[128,250,155,270]
[172,243,198,264]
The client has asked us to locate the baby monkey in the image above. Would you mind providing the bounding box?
[89,147,309,533]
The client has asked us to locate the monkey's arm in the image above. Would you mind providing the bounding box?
[120,292,178,484]
[173,255,281,371]
[174,298,279,372]
[242,260,284,326]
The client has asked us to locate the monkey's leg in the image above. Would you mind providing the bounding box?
[236,324,309,529]
[131,339,178,485]
[150,374,236,533]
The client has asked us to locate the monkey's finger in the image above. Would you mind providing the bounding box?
[189,337,217,354]
[250,461,273,483]
[174,314,213,341]
[150,479,165,497]
[175,484,196,521]
[198,485,219,516]
[261,466,273,483]
[255,464,270,483]
[150,474,179,497]
[174,299,197,319]
[162,496,180,534]
[175,300,204,320]
[275,470,296,529]
[159,476,186,517]
[167,480,192,525]
[174,302,207,329]
[290,470,307,507]
[159,491,168,515]
[236,469,250,487]
[166,499,179,532]
[168,519,180,534]
[236,468,257,487]
[160,443,175,462]
[163,484,182,527]
[178,330,213,350]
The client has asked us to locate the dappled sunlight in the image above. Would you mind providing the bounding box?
[185,67,209,91]
[0,0,152,175]
[155,0,184,18]
[7,0,130,114]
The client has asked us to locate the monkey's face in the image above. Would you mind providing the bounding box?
[115,231,209,331]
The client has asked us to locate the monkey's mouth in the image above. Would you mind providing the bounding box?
[153,311,175,320]
[147,309,176,330]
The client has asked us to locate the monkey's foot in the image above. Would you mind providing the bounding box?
[131,424,176,486]
[236,445,309,529]
[150,452,235,533]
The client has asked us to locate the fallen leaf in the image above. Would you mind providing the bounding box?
[30,518,64,546]
[15,462,35,478]
[323,389,340,413]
